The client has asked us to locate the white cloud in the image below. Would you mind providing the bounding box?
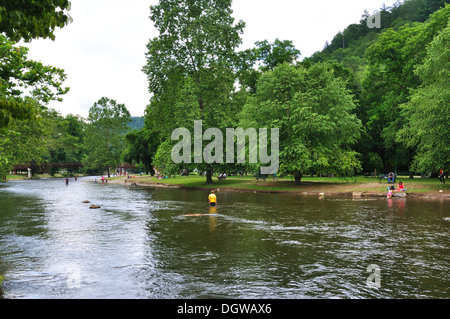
[21,0,398,118]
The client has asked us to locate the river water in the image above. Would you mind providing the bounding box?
[0,177,448,299]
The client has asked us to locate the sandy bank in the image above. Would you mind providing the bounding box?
[107,177,450,200]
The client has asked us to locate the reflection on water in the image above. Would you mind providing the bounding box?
[0,178,449,299]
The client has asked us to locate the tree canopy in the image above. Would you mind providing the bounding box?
[83,97,131,177]
[0,35,69,128]
[239,63,362,183]
[0,0,72,42]
[143,0,245,183]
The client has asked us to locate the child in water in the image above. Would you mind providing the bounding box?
[387,185,395,198]
[208,190,217,206]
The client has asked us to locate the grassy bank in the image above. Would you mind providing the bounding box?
[110,174,450,198]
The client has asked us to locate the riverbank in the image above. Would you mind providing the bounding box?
[3,173,86,181]
[108,174,450,199]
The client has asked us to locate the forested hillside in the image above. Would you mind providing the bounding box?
[303,0,449,175]
[309,0,447,64]
[127,117,145,131]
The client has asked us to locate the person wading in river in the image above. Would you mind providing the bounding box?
[208,190,217,207]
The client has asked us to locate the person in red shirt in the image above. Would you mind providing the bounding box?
[396,181,406,191]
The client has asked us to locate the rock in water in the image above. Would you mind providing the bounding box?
[89,204,101,209]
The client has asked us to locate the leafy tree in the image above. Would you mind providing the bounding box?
[142,0,245,184]
[152,138,180,177]
[0,0,71,128]
[123,128,159,175]
[0,101,55,178]
[0,35,69,128]
[236,39,301,93]
[254,38,301,71]
[45,112,85,175]
[0,0,72,42]
[83,97,131,177]
[239,63,362,183]
[397,21,450,173]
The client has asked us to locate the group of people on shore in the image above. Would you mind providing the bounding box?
[387,181,407,198]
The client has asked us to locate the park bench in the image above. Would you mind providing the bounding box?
[256,174,268,181]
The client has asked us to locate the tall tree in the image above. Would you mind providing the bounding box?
[142,0,245,184]
[0,0,71,178]
[239,63,362,183]
[83,97,131,177]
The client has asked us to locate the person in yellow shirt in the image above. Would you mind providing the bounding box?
[208,190,217,206]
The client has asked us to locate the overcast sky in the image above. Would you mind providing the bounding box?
[21,0,398,118]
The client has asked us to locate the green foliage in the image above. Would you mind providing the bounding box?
[153,139,180,176]
[397,21,450,172]
[44,112,85,175]
[124,128,159,174]
[239,63,362,183]
[0,104,57,177]
[127,117,145,131]
[83,97,131,176]
[143,0,244,99]
[254,38,301,71]
[310,0,448,64]
[0,34,69,128]
[0,0,72,42]
[236,38,301,93]
[362,4,450,171]
[143,0,245,183]
[140,0,450,182]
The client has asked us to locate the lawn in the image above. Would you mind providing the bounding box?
[117,173,449,196]
[5,172,447,197]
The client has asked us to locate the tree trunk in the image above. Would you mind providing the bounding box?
[206,166,213,185]
[294,171,303,184]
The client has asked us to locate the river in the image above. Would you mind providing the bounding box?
[0,177,448,299]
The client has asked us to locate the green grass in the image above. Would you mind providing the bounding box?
[4,172,448,195]
[122,174,449,194]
